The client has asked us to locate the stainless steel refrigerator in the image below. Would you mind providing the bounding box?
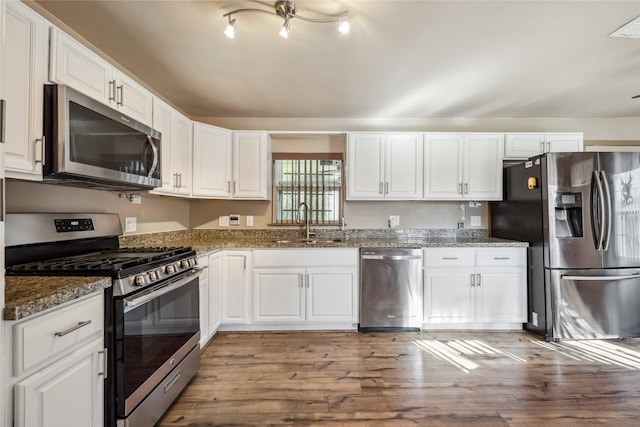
[491,152,640,340]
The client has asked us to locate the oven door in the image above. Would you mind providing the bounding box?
[114,270,201,418]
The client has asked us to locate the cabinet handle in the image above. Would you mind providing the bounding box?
[108,80,116,102]
[98,348,108,379]
[442,257,459,260]
[306,274,309,288]
[163,371,182,394]
[178,173,182,188]
[470,274,475,287]
[464,182,469,194]
[379,182,383,194]
[477,273,481,286]
[54,320,92,337]
[117,85,124,106]
[227,181,231,193]
[35,136,46,165]
[173,173,178,187]
[243,255,246,270]
[546,141,551,152]
[299,274,303,288]
[493,257,510,260]
[385,182,389,194]
[0,99,5,143]
[459,183,463,195]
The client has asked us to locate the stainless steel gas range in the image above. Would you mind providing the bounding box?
[6,213,201,427]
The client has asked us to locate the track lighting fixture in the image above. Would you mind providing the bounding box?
[222,1,350,39]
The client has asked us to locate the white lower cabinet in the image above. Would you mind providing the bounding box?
[252,249,358,327]
[198,254,210,349]
[4,292,105,427]
[207,252,223,334]
[423,247,526,328]
[14,338,104,427]
[221,250,252,324]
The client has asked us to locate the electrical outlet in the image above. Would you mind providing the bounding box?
[389,215,400,228]
[246,216,254,226]
[470,216,481,227]
[469,201,482,208]
[457,221,465,229]
[229,214,240,226]
[219,216,230,227]
[124,217,136,232]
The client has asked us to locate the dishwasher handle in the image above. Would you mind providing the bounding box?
[361,254,422,261]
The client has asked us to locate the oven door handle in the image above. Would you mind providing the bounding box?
[124,268,203,312]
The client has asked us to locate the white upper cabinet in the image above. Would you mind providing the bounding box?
[192,126,271,199]
[151,98,191,196]
[233,131,272,199]
[3,1,48,180]
[192,122,232,198]
[49,28,153,126]
[347,132,423,200]
[504,132,584,159]
[424,133,503,200]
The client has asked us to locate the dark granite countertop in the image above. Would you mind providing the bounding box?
[4,276,111,321]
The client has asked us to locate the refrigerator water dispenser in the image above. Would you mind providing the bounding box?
[555,192,583,237]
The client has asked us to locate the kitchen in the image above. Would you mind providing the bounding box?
[1,1,640,426]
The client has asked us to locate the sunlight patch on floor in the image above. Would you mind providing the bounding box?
[532,339,640,369]
[414,339,527,373]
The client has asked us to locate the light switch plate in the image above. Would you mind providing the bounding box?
[389,215,400,228]
[124,217,136,232]
[246,216,253,226]
[532,311,539,327]
[219,216,230,227]
[470,216,481,227]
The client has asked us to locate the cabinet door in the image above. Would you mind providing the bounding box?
[198,267,209,349]
[346,133,385,200]
[475,267,527,323]
[253,269,305,323]
[546,133,584,153]
[423,268,475,323]
[49,28,113,104]
[306,267,358,323]
[464,133,503,200]
[233,131,271,199]
[385,133,424,200]
[423,133,464,199]
[504,133,545,159]
[151,98,176,193]
[14,338,104,427]
[208,252,223,335]
[192,123,232,197]
[172,113,192,195]
[113,70,153,126]
[222,251,251,323]
[3,1,47,180]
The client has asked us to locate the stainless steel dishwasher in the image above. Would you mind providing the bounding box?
[359,248,423,332]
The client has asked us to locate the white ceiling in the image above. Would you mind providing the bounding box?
[35,1,640,119]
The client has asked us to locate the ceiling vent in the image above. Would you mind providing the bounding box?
[609,15,640,39]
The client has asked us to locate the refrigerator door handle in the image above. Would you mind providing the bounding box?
[561,273,640,282]
[600,170,612,251]
[591,170,605,251]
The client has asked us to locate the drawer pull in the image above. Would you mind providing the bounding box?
[54,320,92,337]
[442,257,459,260]
[493,257,511,260]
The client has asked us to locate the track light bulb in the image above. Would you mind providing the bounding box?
[224,17,236,39]
[338,20,350,34]
[279,17,291,38]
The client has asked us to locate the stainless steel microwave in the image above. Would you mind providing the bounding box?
[43,84,161,191]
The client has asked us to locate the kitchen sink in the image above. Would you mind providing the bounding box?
[270,238,346,245]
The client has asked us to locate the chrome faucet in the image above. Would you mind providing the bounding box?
[298,202,311,240]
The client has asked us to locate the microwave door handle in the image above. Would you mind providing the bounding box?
[600,171,612,251]
[146,135,159,177]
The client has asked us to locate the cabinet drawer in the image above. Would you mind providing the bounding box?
[423,248,475,267]
[14,293,104,376]
[476,248,526,267]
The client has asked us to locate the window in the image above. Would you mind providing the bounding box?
[272,154,343,225]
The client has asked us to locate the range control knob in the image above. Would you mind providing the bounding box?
[149,270,159,281]
[166,264,176,274]
[181,260,191,269]
[135,275,148,286]
[189,258,197,267]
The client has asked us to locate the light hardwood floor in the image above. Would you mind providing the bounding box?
[158,331,640,426]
